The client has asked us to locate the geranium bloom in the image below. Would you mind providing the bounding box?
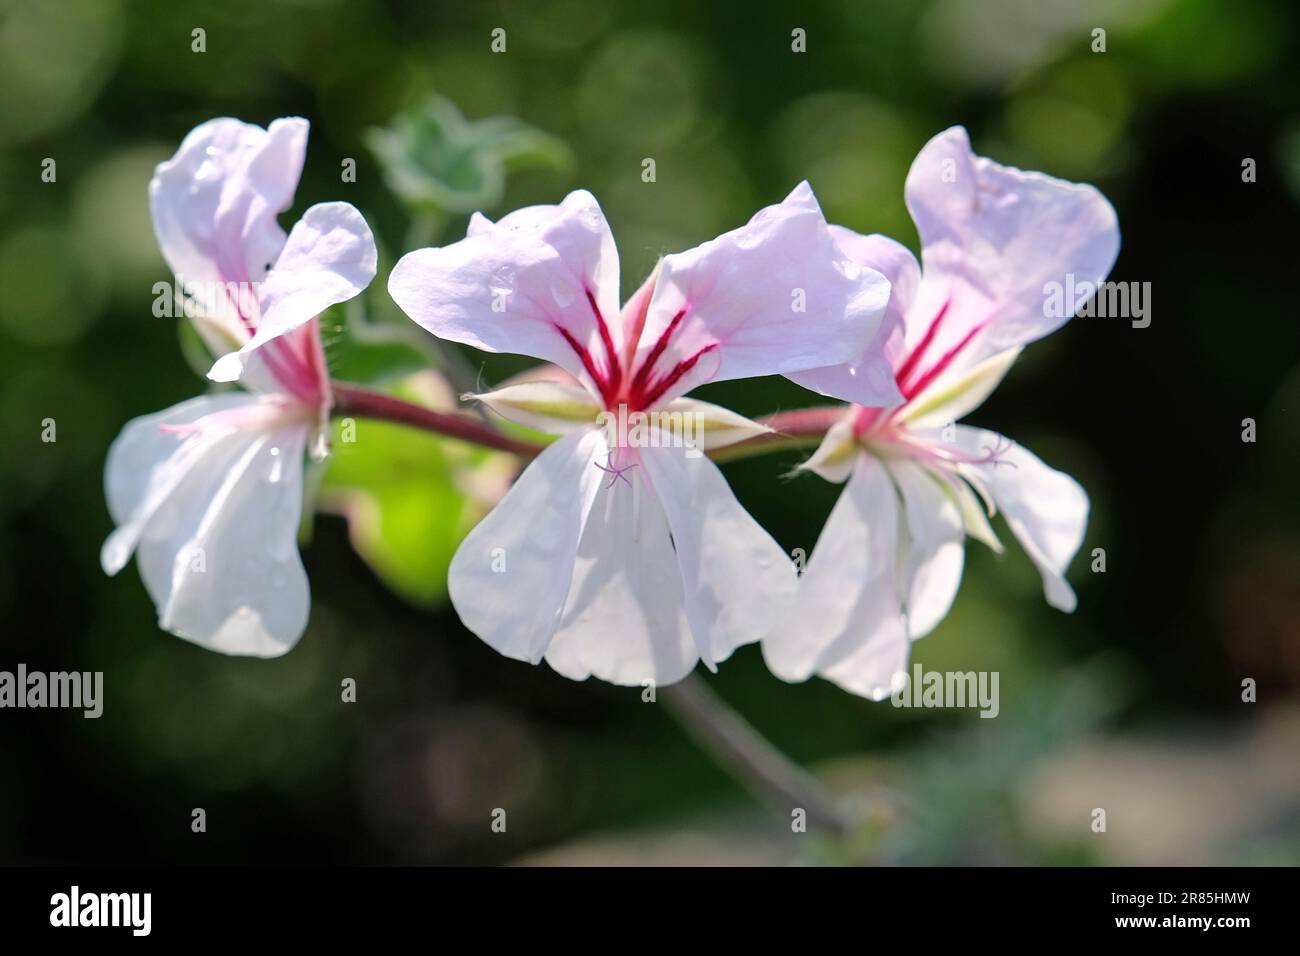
[101,117,377,656]
[763,127,1120,699]
[389,185,895,685]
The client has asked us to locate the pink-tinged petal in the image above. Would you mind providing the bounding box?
[902,125,1120,368]
[952,426,1088,611]
[898,346,1021,429]
[785,231,918,407]
[763,454,908,699]
[796,410,860,484]
[631,182,893,403]
[208,202,377,384]
[153,425,311,657]
[828,228,920,361]
[447,429,607,664]
[617,265,659,373]
[639,446,796,670]
[657,397,773,451]
[103,392,313,657]
[784,353,901,408]
[889,460,965,639]
[546,469,698,686]
[149,117,308,345]
[102,393,260,573]
[388,190,622,398]
[469,380,604,435]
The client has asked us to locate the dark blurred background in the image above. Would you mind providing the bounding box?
[1,0,1298,865]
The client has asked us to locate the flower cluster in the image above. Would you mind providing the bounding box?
[104,118,1118,699]
[102,118,376,656]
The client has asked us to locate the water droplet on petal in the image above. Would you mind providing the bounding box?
[835,259,862,280]
[265,446,284,483]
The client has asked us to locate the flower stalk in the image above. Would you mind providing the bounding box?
[661,674,854,836]
[331,382,542,455]
[330,379,845,465]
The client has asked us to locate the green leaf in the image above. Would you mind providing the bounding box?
[365,94,573,215]
[318,371,518,607]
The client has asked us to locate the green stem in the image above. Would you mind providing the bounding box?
[661,674,854,835]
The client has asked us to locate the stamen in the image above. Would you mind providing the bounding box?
[593,452,638,489]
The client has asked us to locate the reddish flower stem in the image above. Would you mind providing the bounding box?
[330,382,542,456]
[330,380,847,463]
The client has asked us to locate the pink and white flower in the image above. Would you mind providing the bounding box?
[389,185,894,685]
[763,127,1120,699]
[101,117,377,656]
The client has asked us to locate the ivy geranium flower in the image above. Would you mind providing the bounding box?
[101,117,377,656]
[763,127,1120,699]
[389,185,895,685]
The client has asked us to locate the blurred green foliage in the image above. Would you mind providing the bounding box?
[366,93,572,215]
[317,370,517,608]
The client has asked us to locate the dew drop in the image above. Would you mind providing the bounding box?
[265,446,284,483]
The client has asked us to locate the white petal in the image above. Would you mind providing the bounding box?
[447,429,607,664]
[657,396,773,451]
[209,202,377,383]
[947,470,1004,554]
[146,425,312,657]
[828,228,922,337]
[388,190,622,391]
[903,125,1120,367]
[954,426,1088,611]
[546,469,697,686]
[783,353,901,409]
[103,392,314,657]
[889,460,965,639]
[468,380,602,435]
[899,346,1022,429]
[634,182,894,401]
[784,230,918,406]
[640,446,796,669]
[149,117,308,345]
[101,392,260,573]
[796,410,860,483]
[763,455,908,700]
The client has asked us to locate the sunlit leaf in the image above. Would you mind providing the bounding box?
[318,370,518,607]
[365,94,573,215]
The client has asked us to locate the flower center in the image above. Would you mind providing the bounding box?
[215,272,327,409]
[555,285,716,414]
[853,295,988,439]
